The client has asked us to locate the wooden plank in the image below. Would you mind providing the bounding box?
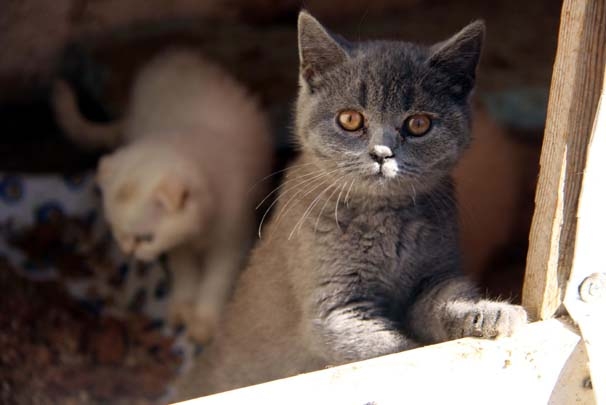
[549,338,595,405]
[173,320,592,405]
[522,0,606,321]
[564,68,606,403]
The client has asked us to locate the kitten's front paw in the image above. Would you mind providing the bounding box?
[167,300,192,327]
[185,307,219,344]
[167,301,218,344]
[443,300,527,340]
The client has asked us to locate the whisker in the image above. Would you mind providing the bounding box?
[428,186,457,214]
[334,161,362,173]
[344,179,355,207]
[256,168,326,210]
[273,167,344,226]
[248,162,316,194]
[268,175,337,239]
[314,181,343,234]
[334,182,347,231]
[289,176,346,240]
[258,161,360,238]
[258,170,332,238]
[289,183,336,240]
[299,175,348,235]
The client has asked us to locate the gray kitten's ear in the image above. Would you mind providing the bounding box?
[428,20,485,80]
[298,11,348,87]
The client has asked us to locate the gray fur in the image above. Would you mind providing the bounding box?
[175,11,526,400]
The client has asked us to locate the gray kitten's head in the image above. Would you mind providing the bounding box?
[295,11,484,197]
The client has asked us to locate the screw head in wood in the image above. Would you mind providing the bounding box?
[578,273,606,303]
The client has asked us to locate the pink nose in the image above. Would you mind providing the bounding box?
[370,145,394,164]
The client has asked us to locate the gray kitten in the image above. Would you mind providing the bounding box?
[176,11,527,400]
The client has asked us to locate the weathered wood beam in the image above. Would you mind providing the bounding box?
[523,0,606,320]
[173,320,592,405]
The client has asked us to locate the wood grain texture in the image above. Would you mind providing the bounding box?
[522,0,606,320]
[174,320,587,405]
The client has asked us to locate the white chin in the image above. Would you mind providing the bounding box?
[371,162,381,174]
[381,161,399,178]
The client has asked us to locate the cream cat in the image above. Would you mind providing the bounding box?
[52,49,273,342]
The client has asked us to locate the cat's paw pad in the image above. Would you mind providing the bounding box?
[445,300,527,340]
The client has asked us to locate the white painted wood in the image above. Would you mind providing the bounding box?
[564,71,606,404]
[549,336,596,405]
[173,320,588,405]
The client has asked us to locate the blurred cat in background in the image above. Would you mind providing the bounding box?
[52,49,274,342]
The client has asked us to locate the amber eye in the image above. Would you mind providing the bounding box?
[405,114,432,136]
[337,110,364,132]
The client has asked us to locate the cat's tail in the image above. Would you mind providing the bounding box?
[52,80,124,150]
